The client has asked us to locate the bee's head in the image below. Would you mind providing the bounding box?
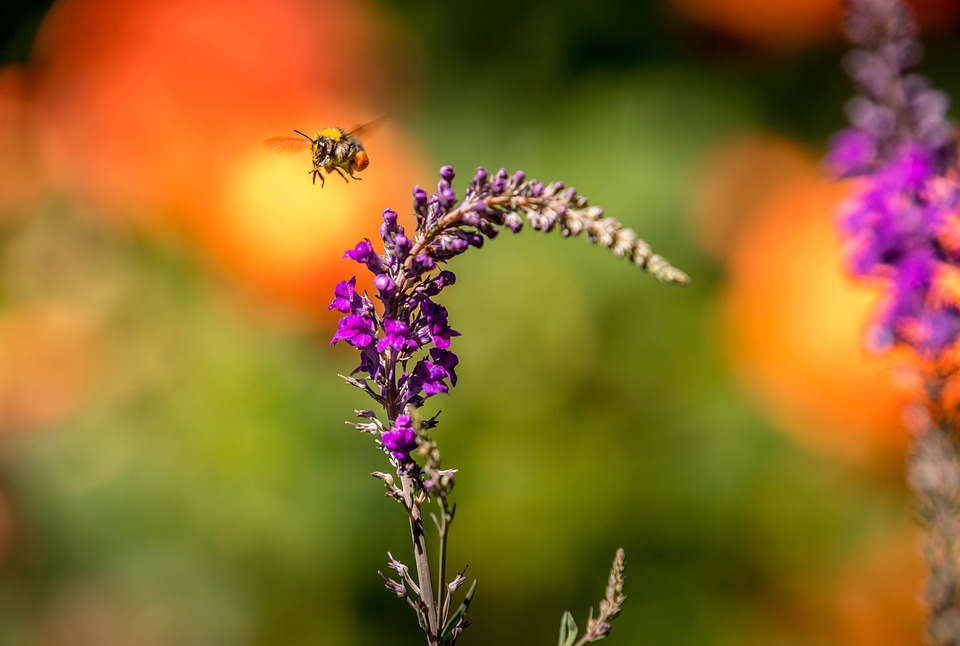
[352,150,370,172]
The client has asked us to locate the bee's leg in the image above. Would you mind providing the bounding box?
[310,168,325,187]
[332,167,350,184]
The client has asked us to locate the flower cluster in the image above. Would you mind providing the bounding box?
[330,166,688,463]
[827,0,960,356]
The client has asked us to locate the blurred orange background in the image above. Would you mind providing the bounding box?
[1,0,958,644]
[2,0,427,324]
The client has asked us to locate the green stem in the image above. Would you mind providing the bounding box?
[401,472,440,645]
[436,505,450,625]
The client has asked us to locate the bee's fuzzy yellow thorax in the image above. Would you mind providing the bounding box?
[317,127,343,140]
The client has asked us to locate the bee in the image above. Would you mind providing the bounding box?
[264,120,378,187]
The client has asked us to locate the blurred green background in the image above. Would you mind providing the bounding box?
[2,0,960,644]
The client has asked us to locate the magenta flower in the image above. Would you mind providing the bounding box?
[330,312,376,349]
[381,414,417,463]
[329,277,361,314]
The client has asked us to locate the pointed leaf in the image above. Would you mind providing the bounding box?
[558,611,578,646]
[440,579,478,643]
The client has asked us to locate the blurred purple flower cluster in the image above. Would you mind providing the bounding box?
[828,0,960,355]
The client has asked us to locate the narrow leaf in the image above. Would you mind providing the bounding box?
[440,579,478,642]
[558,611,578,646]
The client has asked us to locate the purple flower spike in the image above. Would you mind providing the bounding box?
[333,163,686,476]
[329,136,685,646]
[829,0,960,360]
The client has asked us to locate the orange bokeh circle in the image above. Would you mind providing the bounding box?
[670,0,960,51]
[705,135,918,464]
[670,0,842,50]
[17,0,427,325]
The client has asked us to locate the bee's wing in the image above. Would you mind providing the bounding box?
[263,136,312,154]
[345,117,385,138]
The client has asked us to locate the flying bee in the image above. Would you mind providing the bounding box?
[264,120,379,187]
